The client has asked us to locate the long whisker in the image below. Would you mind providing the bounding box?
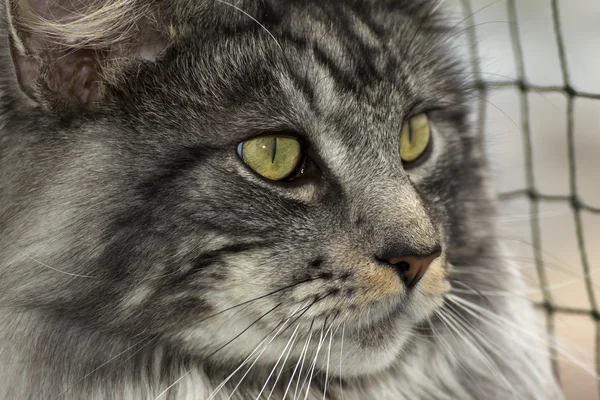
[448,294,597,377]
[156,371,190,400]
[297,322,326,399]
[155,303,282,399]
[445,298,572,394]
[450,298,555,364]
[450,278,582,297]
[207,331,272,400]
[301,331,324,400]
[452,0,502,34]
[303,315,338,400]
[227,301,318,400]
[430,311,502,400]
[197,278,318,324]
[208,303,283,361]
[322,316,335,400]
[214,0,284,55]
[438,308,517,397]
[256,325,301,399]
[0,238,97,279]
[438,313,518,398]
[444,301,545,391]
[56,336,155,397]
[430,312,479,385]
[451,252,600,291]
[285,319,314,400]
[265,324,300,400]
[401,0,446,63]
[339,324,345,400]
[208,302,309,400]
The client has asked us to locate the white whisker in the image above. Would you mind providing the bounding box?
[445,301,544,392]
[297,327,325,400]
[257,324,300,399]
[286,320,314,400]
[303,319,336,400]
[214,0,284,54]
[339,324,345,400]
[207,333,271,400]
[448,294,597,378]
[322,319,334,400]
[154,370,191,400]
[59,336,154,397]
[226,303,307,400]
[438,308,517,397]
[266,324,301,400]
[0,239,97,279]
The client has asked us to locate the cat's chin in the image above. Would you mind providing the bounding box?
[314,291,448,378]
[333,320,412,377]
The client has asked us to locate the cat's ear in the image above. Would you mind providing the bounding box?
[6,0,174,114]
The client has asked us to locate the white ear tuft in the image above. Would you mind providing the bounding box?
[6,0,173,112]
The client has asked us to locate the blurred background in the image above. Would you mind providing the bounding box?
[444,0,600,398]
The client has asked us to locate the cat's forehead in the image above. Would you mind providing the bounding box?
[123,0,465,159]
[159,5,451,115]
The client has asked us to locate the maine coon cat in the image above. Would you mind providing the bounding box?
[0,0,565,398]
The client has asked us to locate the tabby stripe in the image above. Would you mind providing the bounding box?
[311,43,360,94]
[165,241,274,287]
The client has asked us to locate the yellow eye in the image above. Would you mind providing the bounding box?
[238,136,302,181]
[399,113,431,163]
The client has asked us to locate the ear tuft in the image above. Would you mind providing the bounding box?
[6,0,173,113]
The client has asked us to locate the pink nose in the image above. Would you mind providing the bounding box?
[388,252,441,288]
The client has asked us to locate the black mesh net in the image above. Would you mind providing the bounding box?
[459,0,600,396]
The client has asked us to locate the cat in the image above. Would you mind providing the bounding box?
[0,0,565,399]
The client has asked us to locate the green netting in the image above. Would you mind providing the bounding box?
[459,0,600,395]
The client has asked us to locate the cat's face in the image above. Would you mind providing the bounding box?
[2,0,492,378]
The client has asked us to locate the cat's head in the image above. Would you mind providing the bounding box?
[2,0,494,377]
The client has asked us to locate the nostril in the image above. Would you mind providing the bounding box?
[384,251,441,289]
[395,261,411,275]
